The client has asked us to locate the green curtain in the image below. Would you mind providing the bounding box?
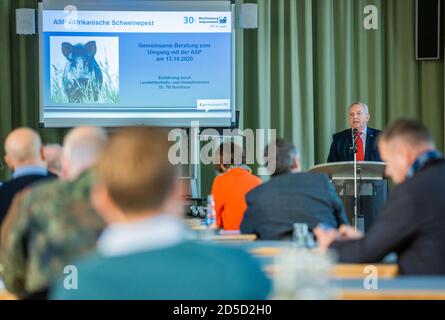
[201,0,445,196]
[0,1,444,192]
[0,0,66,180]
[242,0,444,167]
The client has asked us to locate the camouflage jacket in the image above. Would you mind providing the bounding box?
[0,171,105,298]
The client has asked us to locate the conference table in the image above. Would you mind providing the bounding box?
[185,219,445,300]
[336,278,445,300]
[0,292,15,300]
[1,278,445,300]
[2,235,445,300]
[0,278,15,300]
[210,239,445,300]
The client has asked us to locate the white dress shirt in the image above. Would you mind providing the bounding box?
[97,214,191,257]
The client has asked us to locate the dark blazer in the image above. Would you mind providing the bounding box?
[0,173,55,225]
[327,127,382,162]
[330,159,445,275]
[240,172,349,240]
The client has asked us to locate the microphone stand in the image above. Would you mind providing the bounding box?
[352,129,360,231]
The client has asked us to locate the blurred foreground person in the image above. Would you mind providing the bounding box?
[43,144,63,177]
[1,127,108,298]
[0,128,54,224]
[315,119,445,275]
[51,127,271,300]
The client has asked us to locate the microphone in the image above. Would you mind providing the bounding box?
[352,128,359,153]
[353,128,359,137]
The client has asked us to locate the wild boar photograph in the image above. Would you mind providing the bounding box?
[50,36,119,104]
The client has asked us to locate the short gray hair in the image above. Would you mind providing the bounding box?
[264,139,299,177]
[349,102,369,115]
[63,127,108,168]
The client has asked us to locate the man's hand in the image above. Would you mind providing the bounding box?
[313,227,340,249]
[313,224,364,249]
[338,225,363,240]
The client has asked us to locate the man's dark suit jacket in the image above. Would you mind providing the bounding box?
[330,159,445,275]
[0,173,55,225]
[240,172,349,240]
[327,127,382,162]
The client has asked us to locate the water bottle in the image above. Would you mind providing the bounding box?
[205,195,216,227]
[293,223,309,248]
[293,223,316,249]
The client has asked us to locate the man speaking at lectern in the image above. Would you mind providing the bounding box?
[327,102,382,162]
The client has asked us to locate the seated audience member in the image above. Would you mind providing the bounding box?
[211,142,262,231]
[240,139,349,240]
[51,128,271,300]
[1,127,108,298]
[43,144,63,177]
[0,128,55,224]
[315,119,445,275]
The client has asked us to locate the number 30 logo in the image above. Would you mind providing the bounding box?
[184,16,195,24]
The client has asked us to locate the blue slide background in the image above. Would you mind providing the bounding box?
[43,32,232,110]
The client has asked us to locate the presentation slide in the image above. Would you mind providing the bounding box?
[39,1,234,127]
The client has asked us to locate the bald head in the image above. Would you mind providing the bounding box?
[61,127,108,181]
[4,128,45,171]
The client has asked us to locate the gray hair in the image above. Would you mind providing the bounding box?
[63,126,108,170]
[264,139,299,177]
[349,102,369,115]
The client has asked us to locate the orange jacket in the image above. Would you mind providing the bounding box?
[211,168,262,231]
